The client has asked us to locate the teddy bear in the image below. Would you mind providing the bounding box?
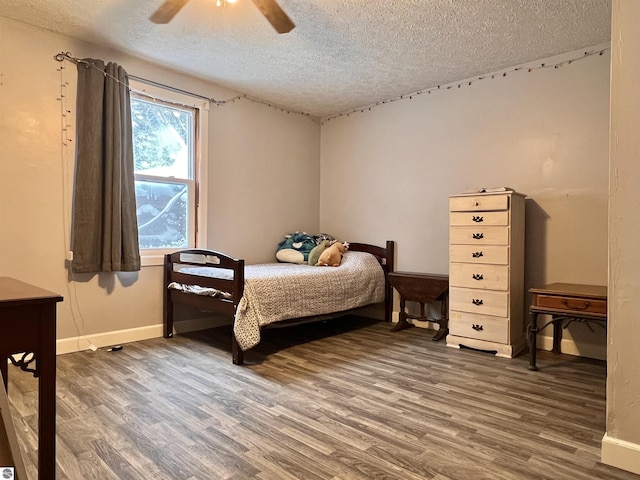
[316,241,349,267]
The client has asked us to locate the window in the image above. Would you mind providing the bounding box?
[130,82,208,266]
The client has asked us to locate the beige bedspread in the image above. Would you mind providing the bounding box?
[179,251,385,351]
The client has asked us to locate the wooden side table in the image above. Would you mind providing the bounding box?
[0,277,63,479]
[528,283,606,370]
[388,272,449,340]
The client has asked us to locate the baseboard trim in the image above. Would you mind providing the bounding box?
[56,325,164,355]
[394,315,606,358]
[391,312,438,330]
[58,311,420,355]
[395,316,605,360]
[602,433,640,475]
[536,334,606,361]
[55,317,605,358]
[56,317,223,355]
[58,310,399,356]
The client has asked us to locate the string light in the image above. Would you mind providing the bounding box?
[56,61,93,342]
[54,46,609,126]
[53,52,315,121]
[320,47,610,125]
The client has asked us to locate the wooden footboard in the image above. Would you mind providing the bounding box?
[163,241,395,365]
[163,249,244,337]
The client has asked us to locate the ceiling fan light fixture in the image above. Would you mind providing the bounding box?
[150,0,294,33]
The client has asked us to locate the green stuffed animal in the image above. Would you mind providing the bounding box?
[276,232,317,264]
[307,239,330,265]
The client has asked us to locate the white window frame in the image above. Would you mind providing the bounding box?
[129,80,209,267]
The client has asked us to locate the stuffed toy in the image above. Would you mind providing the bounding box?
[316,241,349,267]
[276,232,317,264]
[308,239,330,266]
[313,233,336,244]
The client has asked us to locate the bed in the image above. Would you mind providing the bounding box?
[163,241,395,364]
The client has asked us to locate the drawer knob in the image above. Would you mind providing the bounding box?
[472,298,484,305]
[472,273,484,280]
[472,215,484,223]
[472,324,484,331]
[472,233,484,239]
[561,299,590,310]
[474,201,479,206]
[472,251,484,258]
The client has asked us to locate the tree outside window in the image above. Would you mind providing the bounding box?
[131,97,196,250]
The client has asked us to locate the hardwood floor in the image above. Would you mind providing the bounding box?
[6,317,638,480]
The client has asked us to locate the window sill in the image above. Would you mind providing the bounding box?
[140,254,165,267]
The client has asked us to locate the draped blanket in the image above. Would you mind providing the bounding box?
[175,251,385,351]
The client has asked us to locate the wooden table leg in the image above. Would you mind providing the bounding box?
[1,356,7,392]
[552,316,563,354]
[528,312,539,371]
[38,306,57,479]
[432,293,449,341]
[391,297,415,332]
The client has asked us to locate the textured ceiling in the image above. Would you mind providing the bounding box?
[0,0,611,118]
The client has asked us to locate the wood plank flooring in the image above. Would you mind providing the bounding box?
[6,317,638,480]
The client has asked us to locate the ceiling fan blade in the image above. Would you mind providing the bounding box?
[251,0,295,34]
[150,0,190,24]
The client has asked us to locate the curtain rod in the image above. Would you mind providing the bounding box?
[53,51,315,119]
[53,51,232,106]
[127,75,222,104]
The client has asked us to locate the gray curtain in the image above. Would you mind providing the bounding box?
[71,59,141,273]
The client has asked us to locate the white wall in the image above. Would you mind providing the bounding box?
[207,97,321,262]
[0,17,320,345]
[320,46,611,359]
[602,1,640,475]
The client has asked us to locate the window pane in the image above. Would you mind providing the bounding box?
[135,180,189,249]
[131,98,193,179]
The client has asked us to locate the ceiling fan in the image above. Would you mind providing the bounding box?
[150,0,295,34]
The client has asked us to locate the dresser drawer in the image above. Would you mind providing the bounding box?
[450,226,509,245]
[449,287,509,317]
[533,294,607,315]
[449,311,509,344]
[450,264,509,290]
[450,194,509,212]
[449,245,509,265]
[450,211,509,227]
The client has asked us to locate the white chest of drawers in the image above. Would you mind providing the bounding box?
[446,190,526,357]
